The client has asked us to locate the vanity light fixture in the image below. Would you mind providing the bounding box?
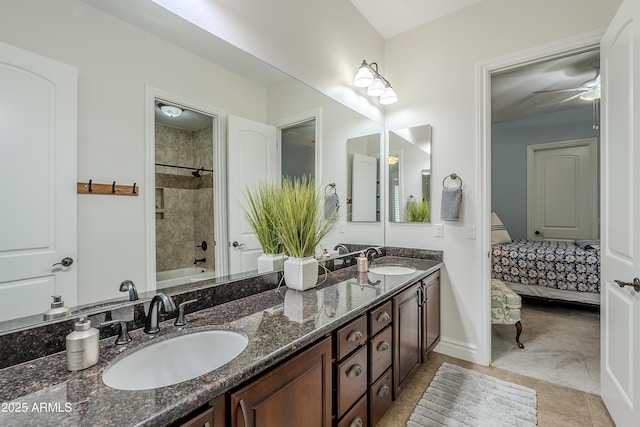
[158,103,183,118]
[354,60,398,105]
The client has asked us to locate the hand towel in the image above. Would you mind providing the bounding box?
[325,193,339,219]
[440,187,462,221]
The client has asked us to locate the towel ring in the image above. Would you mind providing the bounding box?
[325,183,337,195]
[443,173,463,189]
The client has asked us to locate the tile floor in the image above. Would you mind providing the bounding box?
[378,352,615,427]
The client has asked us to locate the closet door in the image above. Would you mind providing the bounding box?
[0,42,77,321]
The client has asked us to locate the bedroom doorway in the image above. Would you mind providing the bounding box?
[487,44,602,393]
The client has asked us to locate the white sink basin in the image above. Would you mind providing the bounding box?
[102,329,248,390]
[368,265,417,275]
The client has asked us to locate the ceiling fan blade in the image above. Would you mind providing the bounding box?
[533,87,589,94]
[557,92,585,104]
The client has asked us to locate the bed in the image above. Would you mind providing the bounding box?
[491,239,601,305]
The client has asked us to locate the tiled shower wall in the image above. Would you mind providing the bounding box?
[155,123,214,273]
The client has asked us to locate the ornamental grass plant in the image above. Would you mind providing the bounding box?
[242,181,283,254]
[406,198,431,223]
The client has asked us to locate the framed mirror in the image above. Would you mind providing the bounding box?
[388,124,432,223]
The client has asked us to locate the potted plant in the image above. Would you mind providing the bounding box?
[242,181,285,273]
[274,175,338,290]
[406,198,431,222]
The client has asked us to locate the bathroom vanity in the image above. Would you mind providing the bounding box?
[0,252,441,427]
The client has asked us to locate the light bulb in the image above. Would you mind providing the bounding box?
[579,88,601,101]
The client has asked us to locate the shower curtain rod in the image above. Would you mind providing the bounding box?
[155,163,213,173]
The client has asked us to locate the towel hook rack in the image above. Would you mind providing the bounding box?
[442,173,463,190]
[325,183,336,194]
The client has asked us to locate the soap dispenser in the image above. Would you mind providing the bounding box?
[356,253,368,272]
[66,317,99,371]
[43,295,70,320]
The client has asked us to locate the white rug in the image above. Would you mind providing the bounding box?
[407,362,537,427]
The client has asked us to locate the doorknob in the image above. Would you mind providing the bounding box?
[231,241,245,248]
[534,230,543,236]
[614,278,640,292]
[52,257,74,267]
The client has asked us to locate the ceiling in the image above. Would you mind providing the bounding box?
[350,0,486,39]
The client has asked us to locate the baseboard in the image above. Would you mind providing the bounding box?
[435,337,485,365]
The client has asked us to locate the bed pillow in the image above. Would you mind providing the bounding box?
[491,212,512,245]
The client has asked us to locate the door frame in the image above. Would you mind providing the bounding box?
[144,86,229,285]
[475,30,603,365]
[272,108,323,184]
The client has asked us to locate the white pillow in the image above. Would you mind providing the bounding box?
[491,212,512,245]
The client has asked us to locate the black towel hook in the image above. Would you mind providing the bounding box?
[112,181,116,193]
[132,183,137,194]
[88,179,93,192]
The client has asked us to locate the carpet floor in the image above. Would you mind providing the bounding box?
[407,362,537,427]
[491,299,600,394]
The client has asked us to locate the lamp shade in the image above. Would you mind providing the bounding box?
[367,77,386,97]
[379,85,398,105]
[354,62,374,87]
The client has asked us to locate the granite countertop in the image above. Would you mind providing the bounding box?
[0,256,442,426]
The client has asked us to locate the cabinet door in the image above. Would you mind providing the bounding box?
[393,282,421,397]
[230,337,332,427]
[422,271,441,360]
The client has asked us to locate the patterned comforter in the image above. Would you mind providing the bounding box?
[491,239,600,294]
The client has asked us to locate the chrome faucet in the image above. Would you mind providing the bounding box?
[364,247,382,265]
[119,280,139,301]
[144,293,176,334]
[334,244,350,255]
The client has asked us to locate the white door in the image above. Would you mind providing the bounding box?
[0,42,77,322]
[227,115,277,274]
[600,0,640,425]
[527,139,598,241]
[351,153,377,221]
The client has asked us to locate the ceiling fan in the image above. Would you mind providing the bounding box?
[533,66,601,101]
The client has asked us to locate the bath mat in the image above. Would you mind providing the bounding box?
[407,362,537,426]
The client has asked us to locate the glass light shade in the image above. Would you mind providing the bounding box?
[367,77,386,97]
[354,64,374,87]
[379,85,398,105]
[579,87,601,101]
[160,105,183,117]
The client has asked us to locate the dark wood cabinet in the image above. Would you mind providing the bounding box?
[393,271,441,398]
[175,395,226,427]
[337,345,368,418]
[422,271,441,358]
[369,368,393,426]
[230,337,332,427]
[392,281,422,397]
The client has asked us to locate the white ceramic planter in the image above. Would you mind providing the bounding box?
[257,253,286,273]
[283,289,319,323]
[284,256,319,291]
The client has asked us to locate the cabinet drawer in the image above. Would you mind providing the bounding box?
[337,394,367,427]
[337,345,368,418]
[369,325,392,382]
[369,300,392,336]
[337,315,368,360]
[369,368,393,427]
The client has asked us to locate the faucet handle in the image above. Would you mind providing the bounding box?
[174,299,198,326]
[100,319,132,345]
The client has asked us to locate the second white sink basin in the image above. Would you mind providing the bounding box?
[368,265,417,275]
[102,329,248,390]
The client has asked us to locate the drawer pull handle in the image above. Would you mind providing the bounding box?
[377,311,390,322]
[377,341,390,352]
[377,384,390,398]
[350,416,363,427]
[347,364,363,378]
[347,330,363,342]
[238,399,248,427]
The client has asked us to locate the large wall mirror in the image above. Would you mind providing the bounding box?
[388,125,432,223]
[1,0,384,332]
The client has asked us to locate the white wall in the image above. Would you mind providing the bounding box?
[384,0,620,362]
[0,0,268,304]
[492,106,599,240]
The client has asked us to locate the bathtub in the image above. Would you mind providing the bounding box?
[156,267,216,289]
